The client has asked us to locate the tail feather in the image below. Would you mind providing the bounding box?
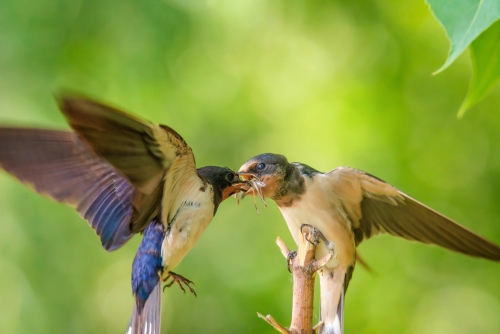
[321,285,344,334]
[319,266,349,334]
[335,285,345,334]
[126,281,162,334]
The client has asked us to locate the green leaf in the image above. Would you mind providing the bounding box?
[426,0,500,74]
[458,19,500,118]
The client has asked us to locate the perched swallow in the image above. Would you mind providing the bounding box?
[0,96,246,334]
[238,153,500,334]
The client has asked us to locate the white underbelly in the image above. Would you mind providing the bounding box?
[161,202,214,272]
[280,203,356,269]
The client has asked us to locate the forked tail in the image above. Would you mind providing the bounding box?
[126,281,162,334]
[319,267,348,334]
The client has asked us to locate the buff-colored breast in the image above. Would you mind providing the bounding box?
[278,174,356,269]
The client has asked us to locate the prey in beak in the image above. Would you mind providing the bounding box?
[221,172,249,201]
[236,154,292,212]
[235,172,267,213]
[237,153,293,199]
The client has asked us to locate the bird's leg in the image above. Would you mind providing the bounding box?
[300,223,320,245]
[300,223,335,251]
[162,271,197,297]
[287,250,297,273]
[299,224,337,274]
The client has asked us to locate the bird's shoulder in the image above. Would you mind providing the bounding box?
[324,166,400,198]
[291,162,323,178]
[290,164,400,201]
[157,124,192,156]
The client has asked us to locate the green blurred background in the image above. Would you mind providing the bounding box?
[1,0,500,333]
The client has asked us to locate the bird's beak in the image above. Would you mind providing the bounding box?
[221,175,249,201]
[237,172,256,181]
[235,171,267,210]
[232,174,244,184]
[235,172,259,198]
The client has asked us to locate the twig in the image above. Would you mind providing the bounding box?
[308,252,333,274]
[313,320,324,333]
[258,227,333,334]
[257,313,290,334]
[276,237,291,258]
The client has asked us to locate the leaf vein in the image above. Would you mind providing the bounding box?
[459,0,484,50]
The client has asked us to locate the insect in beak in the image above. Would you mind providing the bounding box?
[235,173,267,213]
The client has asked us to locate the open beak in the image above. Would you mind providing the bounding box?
[237,172,257,181]
[235,171,267,212]
[222,183,246,201]
[236,172,258,198]
[222,174,249,201]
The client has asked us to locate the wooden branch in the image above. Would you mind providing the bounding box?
[257,313,290,334]
[308,252,334,275]
[313,320,324,333]
[276,237,291,258]
[258,227,333,334]
[289,230,316,333]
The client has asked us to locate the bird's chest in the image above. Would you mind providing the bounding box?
[161,190,214,271]
[278,184,356,268]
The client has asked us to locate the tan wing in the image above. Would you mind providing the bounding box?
[58,96,197,232]
[0,128,135,251]
[325,167,500,261]
[59,96,192,194]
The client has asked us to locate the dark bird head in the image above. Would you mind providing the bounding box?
[238,153,301,200]
[197,166,247,210]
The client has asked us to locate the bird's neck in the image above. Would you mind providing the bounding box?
[273,164,305,207]
[196,169,222,215]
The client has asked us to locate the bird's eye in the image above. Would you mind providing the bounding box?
[225,173,234,182]
[257,163,266,170]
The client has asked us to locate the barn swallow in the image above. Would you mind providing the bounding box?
[0,96,247,334]
[238,153,500,334]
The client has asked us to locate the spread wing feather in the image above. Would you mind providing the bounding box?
[326,167,500,261]
[58,96,198,231]
[0,96,199,247]
[58,97,191,194]
[0,128,134,251]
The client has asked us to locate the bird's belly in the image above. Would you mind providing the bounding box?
[279,204,356,269]
[161,206,213,272]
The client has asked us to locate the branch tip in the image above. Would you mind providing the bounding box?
[276,236,291,258]
[257,312,290,334]
[309,252,334,273]
[313,320,324,333]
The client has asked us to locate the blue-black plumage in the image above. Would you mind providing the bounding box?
[132,221,164,312]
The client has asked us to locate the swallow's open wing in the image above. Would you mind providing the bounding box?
[59,96,198,232]
[325,167,500,260]
[127,281,162,334]
[0,128,135,251]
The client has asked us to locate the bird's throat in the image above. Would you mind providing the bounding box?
[273,165,305,207]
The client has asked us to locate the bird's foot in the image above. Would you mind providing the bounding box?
[287,250,297,273]
[162,271,197,297]
[300,223,329,246]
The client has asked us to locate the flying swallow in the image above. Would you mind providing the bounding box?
[238,153,500,334]
[0,96,247,334]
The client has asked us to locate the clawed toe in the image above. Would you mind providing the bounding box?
[162,271,197,297]
[300,223,330,246]
[287,251,297,272]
